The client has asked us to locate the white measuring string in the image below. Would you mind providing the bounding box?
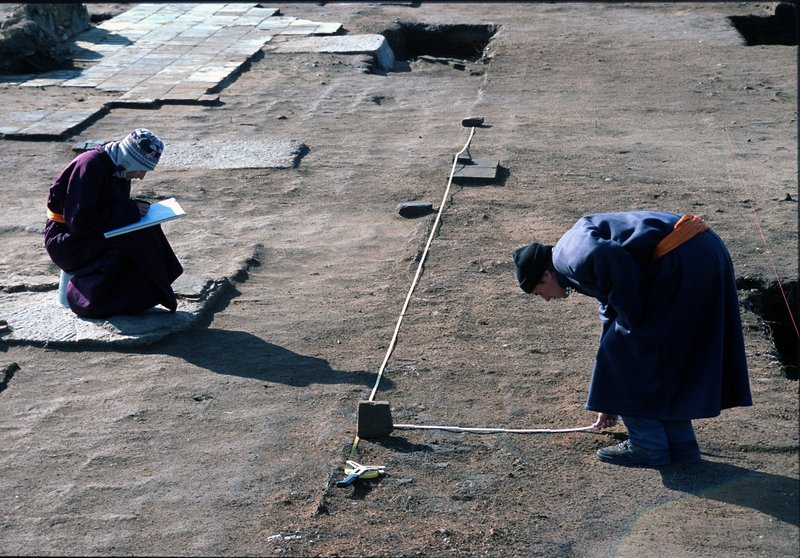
[394,423,597,434]
[357,124,597,438]
[366,126,476,402]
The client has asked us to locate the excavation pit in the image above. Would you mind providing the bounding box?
[729,2,797,46]
[380,22,498,65]
[741,280,798,380]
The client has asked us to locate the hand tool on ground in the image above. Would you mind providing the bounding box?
[336,460,385,487]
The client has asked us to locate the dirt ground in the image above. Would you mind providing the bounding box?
[1,2,798,557]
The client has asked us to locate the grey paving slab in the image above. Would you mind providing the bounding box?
[160,139,308,169]
[452,159,500,181]
[17,69,82,88]
[0,290,203,347]
[272,34,395,71]
[117,84,175,103]
[13,109,100,136]
[1,243,260,346]
[314,22,343,35]
[0,3,345,138]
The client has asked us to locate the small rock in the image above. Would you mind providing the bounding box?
[398,201,434,218]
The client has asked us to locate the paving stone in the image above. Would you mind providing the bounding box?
[117,84,176,103]
[283,20,323,35]
[60,77,107,88]
[160,86,209,101]
[0,3,345,138]
[0,110,47,135]
[160,139,308,169]
[11,109,96,136]
[7,110,48,122]
[0,290,205,347]
[313,22,343,35]
[272,34,395,71]
[18,79,65,88]
[452,159,500,182]
[257,22,293,33]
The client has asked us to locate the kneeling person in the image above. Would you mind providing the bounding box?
[45,129,183,319]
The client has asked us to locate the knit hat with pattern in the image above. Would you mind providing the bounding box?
[105,129,164,173]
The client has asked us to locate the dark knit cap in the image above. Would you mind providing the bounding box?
[513,243,553,293]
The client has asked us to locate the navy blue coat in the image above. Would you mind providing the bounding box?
[44,147,183,319]
[552,211,751,420]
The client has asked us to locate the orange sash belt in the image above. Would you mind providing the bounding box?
[47,208,66,223]
[652,214,709,260]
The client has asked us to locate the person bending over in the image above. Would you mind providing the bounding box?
[45,128,183,319]
[513,211,752,467]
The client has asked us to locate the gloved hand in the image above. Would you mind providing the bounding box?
[134,199,151,217]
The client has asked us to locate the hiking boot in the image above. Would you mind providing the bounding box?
[669,440,701,464]
[596,439,670,467]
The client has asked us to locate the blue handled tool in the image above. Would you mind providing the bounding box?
[336,460,385,487]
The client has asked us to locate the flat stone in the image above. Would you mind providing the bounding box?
[160,139,308,169]
[72,140,105,152]
[313,22,343,35]
[452,159,500,182]
[398,201,435,218]
[8,109,99,138]
[0,262,244,347]
[0,290,204,347]
[272,34,395,71]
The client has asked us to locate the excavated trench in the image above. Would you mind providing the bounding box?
[741,279,799,380]
[729,2,797,46]
[380,22,498,64]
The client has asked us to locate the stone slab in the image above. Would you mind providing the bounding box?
[0,4,345,138]
[272,34,395,71]
[1,108,104,138]
[160,139,308,169]
[398,201,435,218]
[0,290,202,347]
[0,271,235,347]
[452,158,500,181]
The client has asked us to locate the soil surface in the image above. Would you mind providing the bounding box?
[1,3,798,557]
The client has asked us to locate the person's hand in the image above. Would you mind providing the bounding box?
[593,412,619,429]
[134,199,150,217]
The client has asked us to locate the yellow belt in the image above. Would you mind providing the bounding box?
[47,208,66,223]
[652,214,709,260]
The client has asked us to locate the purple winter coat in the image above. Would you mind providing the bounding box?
[44,146,183,319]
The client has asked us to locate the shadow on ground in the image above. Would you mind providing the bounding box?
[156,327,389,388]
[145,285,391,389]
[661,461,800,526]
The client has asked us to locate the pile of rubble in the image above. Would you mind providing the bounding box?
[0,3,89,73]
